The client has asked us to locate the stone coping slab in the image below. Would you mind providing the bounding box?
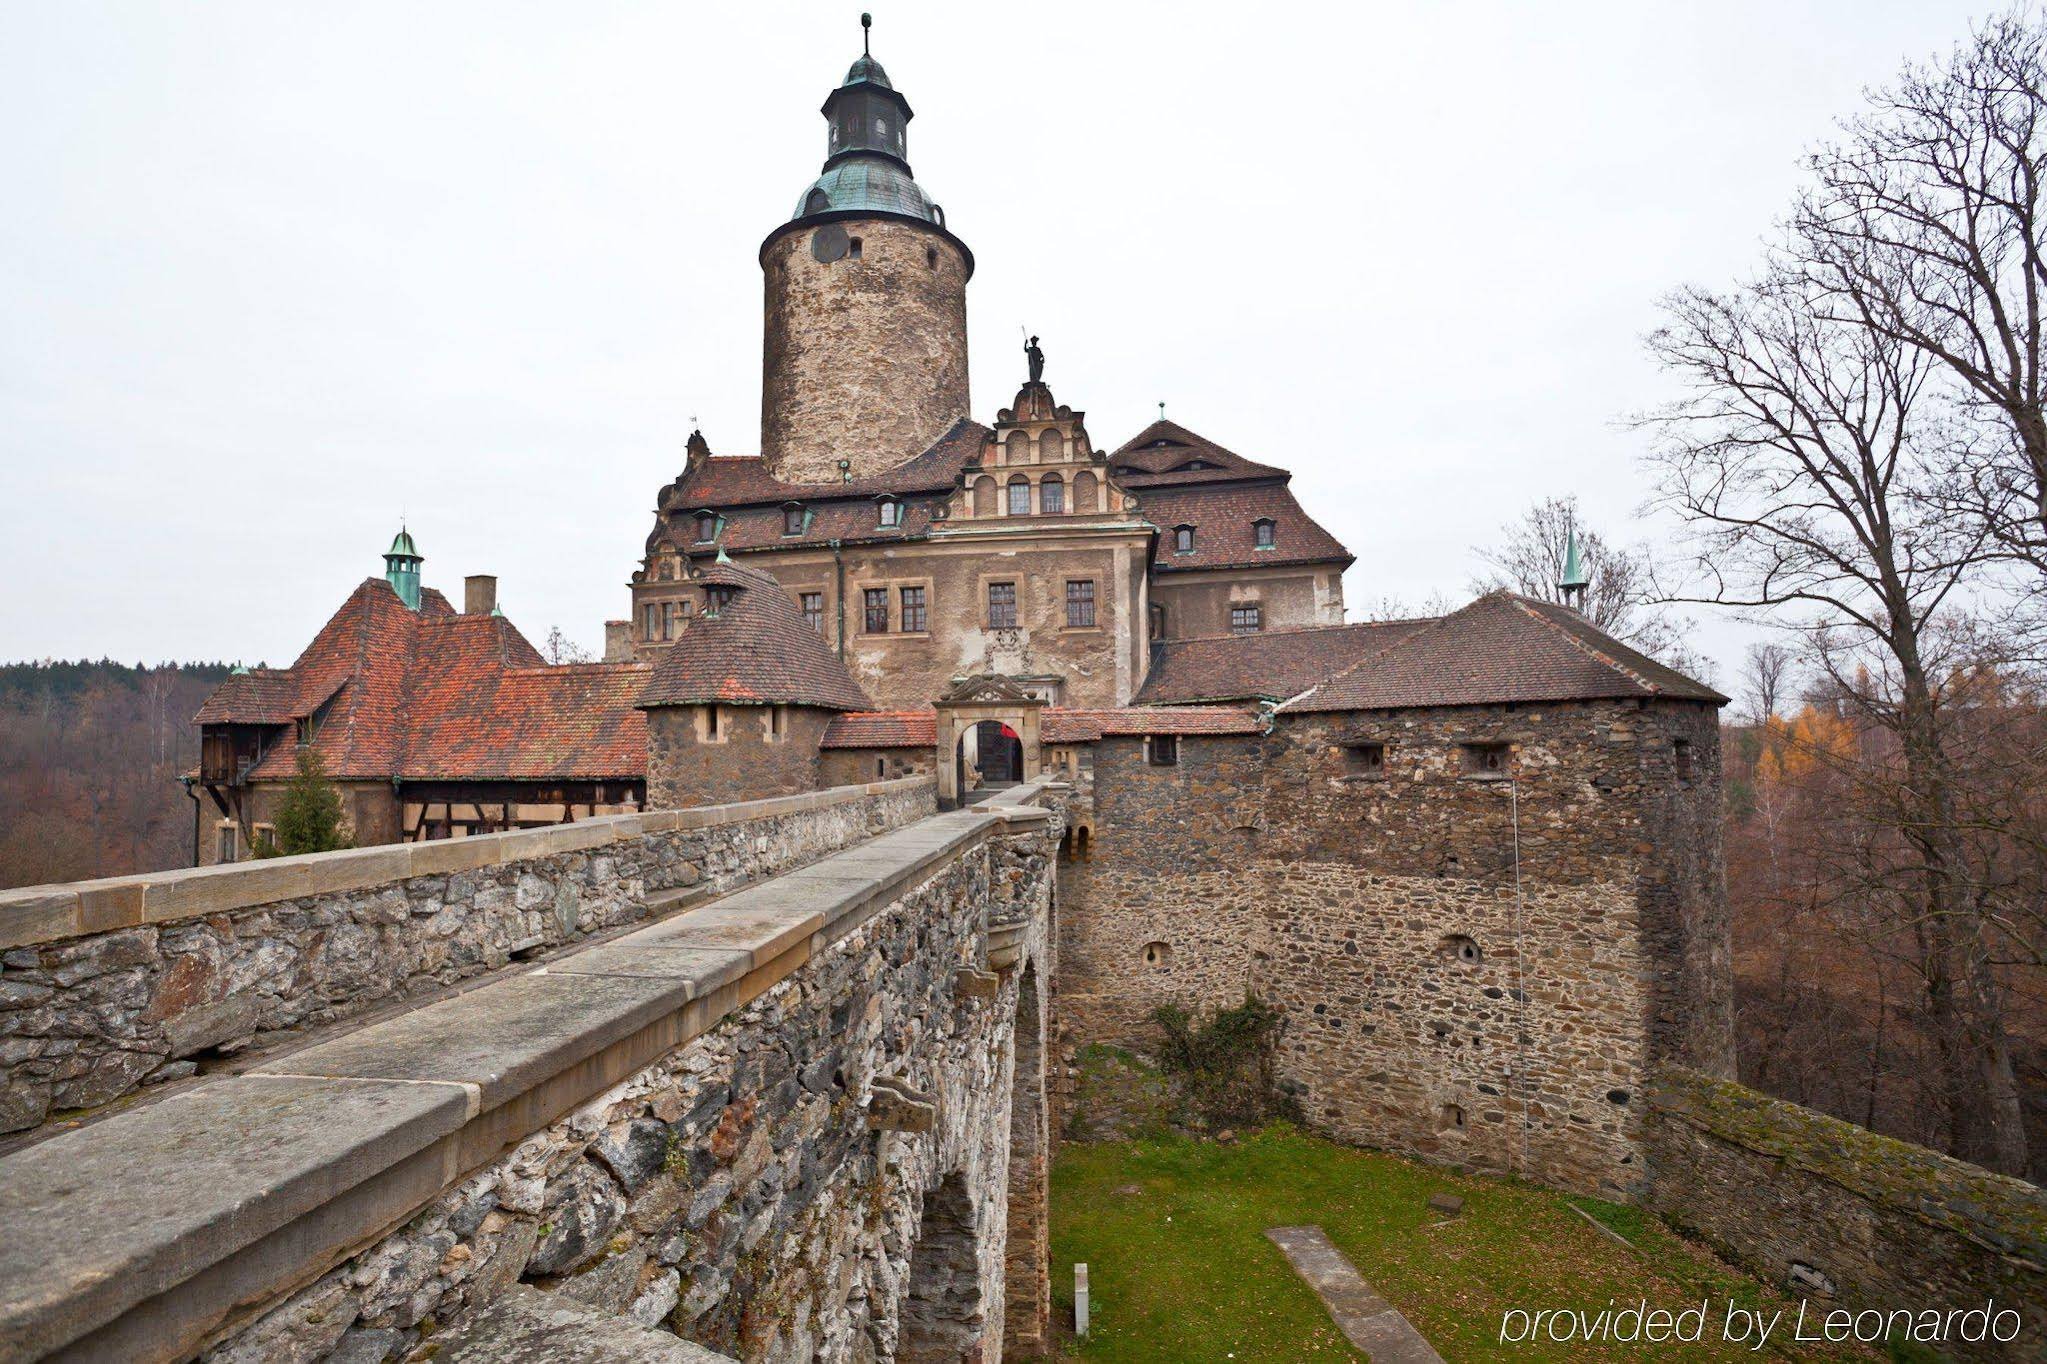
[1265,1225,1444,1364]
[0,775,934,950]
[0,1075,469,1361]
[0,790,1028,1360]
[251,972,692,1115]
[437,1285,738,1362]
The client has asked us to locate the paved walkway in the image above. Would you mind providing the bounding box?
[1265,1225,1445,1364]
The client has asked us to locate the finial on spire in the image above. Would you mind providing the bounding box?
[1158,400,1166,421]
[861,11,872,55]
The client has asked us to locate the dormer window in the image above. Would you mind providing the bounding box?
[693,512,718,543]
[877,499,901,528]
[1253,518,1276,549]
[704,585,735,617]
[783,505,805,537]
[1173,525,1195,555]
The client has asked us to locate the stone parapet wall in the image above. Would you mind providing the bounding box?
[1647,1067,2047,1360]
[0,792,1060,1364]
[0,778,934,1135]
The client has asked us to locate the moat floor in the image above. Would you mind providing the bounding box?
[1049,1127,1864,1362]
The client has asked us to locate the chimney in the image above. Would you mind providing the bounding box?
[464,575,498,616]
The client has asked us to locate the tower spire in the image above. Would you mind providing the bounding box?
[1559,523,1590,611]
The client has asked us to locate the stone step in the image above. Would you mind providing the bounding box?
[436,1285,736,1362]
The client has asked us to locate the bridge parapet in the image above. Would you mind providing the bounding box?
[0,785,1059,1364]
[0,778,935,1136]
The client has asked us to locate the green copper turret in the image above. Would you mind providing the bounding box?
[384,526,422,611]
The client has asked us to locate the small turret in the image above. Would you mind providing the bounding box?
[1559,526,1590,611]
[384,525,423,611]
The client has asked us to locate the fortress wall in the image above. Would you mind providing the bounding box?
[1648,1066,2047,1361]
[1054,701,1724,1198]
[0,777,935,1136]
[0,790,1061,1364]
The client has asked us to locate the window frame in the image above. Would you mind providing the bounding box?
[1253,517,1276,549]
[1147,734,1180,767]
[1039,475,1065,515]
[1173,525,1195,555]
[1344,742,1386,778]
[987,580,1018,629]
[862,587,891,634]
[1007,477,1032,517]
[800,591,825,634]
[876,499,901,529]
[1065,578,1097,629]
[899,585,927,633]
[782,505,805,537]
[693,511,718,543]
[1230,603,1262,634]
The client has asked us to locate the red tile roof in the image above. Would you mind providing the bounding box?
[197,578,651,784]
[1106,420,1288,487]
[1136,620,1433,705]
[1140,481,1352,574]
[819,710,938,749]
[636,560,872,711]
[1281,593,1726,713]
[1041,707,1266,742]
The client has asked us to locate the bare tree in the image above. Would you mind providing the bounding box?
[1792,9,2047,573]
[543,626,593,665]
[1640,263,2030,1172]
[1473,495,1708,676]
[1742,641,1797,722]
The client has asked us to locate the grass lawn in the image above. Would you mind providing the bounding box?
[1049,1126,1866,1362]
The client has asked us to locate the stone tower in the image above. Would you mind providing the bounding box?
[759,18,972,485]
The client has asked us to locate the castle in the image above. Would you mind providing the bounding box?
[10,24,2036,1364]
[190,20,1734,1197]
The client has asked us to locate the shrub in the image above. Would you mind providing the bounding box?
[1151,994,1300,1130]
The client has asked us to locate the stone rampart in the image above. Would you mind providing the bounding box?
[0,782,1061,1363]
[0,777,935,1135]
[1648,1067,2047,1360]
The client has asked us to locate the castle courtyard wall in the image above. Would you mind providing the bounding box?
[644,705,837,810]
[1055,699,1728,1197]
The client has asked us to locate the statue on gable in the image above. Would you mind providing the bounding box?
[1025,334,1045,384]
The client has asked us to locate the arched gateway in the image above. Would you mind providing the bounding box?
[932,674,1046,808]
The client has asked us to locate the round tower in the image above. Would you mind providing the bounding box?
[759,17,972,485]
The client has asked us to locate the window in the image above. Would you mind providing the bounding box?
[705,705,719,738]
[1173,525,1195,554]
[1147,735,1179,767]
[848,236,863,259]
[662,601,682,640]
[769,706,784,739]
[1344,742,1385,777]
[926,246,938,269]
[900,585,927,632]
[877,499,900,528]
[1230,604,1262,634]
[1674,739,1695,781]
[1254,518,1276,549]
[1462,742,1512,779]
[987,581,1017,629]
[694,512,717,543]
[705,585,734,616]
[643,603,659,639]
[215,822,238,863]
[863,587,890,634]
[801,591,824,633]
[1149,602,1167,639]
[1065,579,1096,628]
[1040,475,1064,515]
[783,505,804,536]
[1142,941,1172,969]
[1007,477,1031,516]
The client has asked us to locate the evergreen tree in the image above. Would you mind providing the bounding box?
[265,742,353,856]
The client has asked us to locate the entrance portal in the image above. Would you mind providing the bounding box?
[971,720,1023,788]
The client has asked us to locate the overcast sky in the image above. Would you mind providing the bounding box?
[0,0,1997,685]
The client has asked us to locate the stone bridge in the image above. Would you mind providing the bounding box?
[0,775,1062,1363]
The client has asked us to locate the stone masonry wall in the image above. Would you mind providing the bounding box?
[645,706,837,811]
[1055,699,1727,1198]
[760,217,970,484]
[1648,1067,2047,1361]
[202,816,1057,1364]
[0,779,933,1135]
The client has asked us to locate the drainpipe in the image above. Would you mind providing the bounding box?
[831,539,847,659]
[181,776,201,866]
